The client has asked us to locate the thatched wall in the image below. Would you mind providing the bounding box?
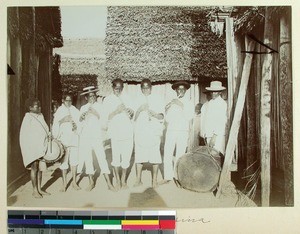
[105,6,227,83]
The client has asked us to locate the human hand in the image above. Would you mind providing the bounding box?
[116,104,126,114]
[138,103,149,112]
[172,99,183,108]
[125,108,134,119]
[209,134,217,148]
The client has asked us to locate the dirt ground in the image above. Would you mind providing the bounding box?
[8,146,256,209]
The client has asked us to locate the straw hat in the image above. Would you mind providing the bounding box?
[80,86,99,96]
[205,81,226,91]
[171,81,191,90]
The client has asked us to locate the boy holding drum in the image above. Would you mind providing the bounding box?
[19,98,51,198]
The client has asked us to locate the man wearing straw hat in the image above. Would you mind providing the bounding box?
[160,80,194,185]
[102,79,134,190]
[77,86,115,192]
[200,81,227,155]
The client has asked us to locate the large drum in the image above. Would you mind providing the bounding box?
[42,139,65,163]
[175,146,222,193]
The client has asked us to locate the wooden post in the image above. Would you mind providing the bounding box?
[216,40,255,198]
[225,17,239,171]
[260,7,274,207]
[279,10,293,206]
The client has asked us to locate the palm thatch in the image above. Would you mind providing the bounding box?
[55,38,112,96]
[105,6,227,83]
[233,6,290,33]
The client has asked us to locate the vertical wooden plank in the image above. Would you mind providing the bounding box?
[260,7,274,207]
[216,40,255,198]
[279,10,293,206]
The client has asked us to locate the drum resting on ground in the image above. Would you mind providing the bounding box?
[175,146,222,193]
[42,139,65,163]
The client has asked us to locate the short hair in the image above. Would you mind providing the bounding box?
[112,78,124,88]
[25,97,40,110]
[141,79,152,87]
[62,93,73,100]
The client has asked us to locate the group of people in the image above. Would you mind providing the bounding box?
[19,78,227,198]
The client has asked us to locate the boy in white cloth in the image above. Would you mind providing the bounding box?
[19,98,51,198]
[134,79,164,188]
[102,79,134,190]
[52,94,81,192]
[160,81,194,184]
[77,86,115,192]
[200,81,227,155]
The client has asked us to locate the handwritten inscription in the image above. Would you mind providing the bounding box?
[176,216,211,223]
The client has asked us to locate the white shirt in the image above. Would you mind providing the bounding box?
[79,102,103,140]
[52,104,80,146]
[165,95,194,131]
[134,93,164,141]
[200,96,227,138]
[102,93,134,140]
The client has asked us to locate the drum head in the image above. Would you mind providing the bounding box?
[43,139,64,163]
[176,146,221,193]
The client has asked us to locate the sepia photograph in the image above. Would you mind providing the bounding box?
[6,5,293,211]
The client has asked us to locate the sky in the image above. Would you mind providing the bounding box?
[60,6,107,39]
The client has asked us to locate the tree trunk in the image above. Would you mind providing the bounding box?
[260,7,274,207]
[279,10,293,206]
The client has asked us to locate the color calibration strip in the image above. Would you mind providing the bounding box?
[8,210,176,233]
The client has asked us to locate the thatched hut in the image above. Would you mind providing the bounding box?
[105,6,227,104]
[54,38,111,108]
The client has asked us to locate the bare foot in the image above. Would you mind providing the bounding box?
[72,182,81,190]
[39,190,51,195]
[133,181,143,187]
[85,183,95,191]
[32,191,42,198]
[115,182,121,191]
[59,187,66,192]
[121,183,128,190]
[107,184,117,192]
[158,179,171,185]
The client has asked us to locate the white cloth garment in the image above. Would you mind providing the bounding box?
[102,93,134,169]
[77,102,110,175]
[19,113,49,168]
[163,95,194,180]
[52,104,80,147]
[134,93,164,164]
[52,104,80,170]
[200,96,227,154]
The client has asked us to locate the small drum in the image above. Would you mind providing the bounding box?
[42,139,65,163]
[175,146,222,193]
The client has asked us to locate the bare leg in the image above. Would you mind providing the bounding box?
[85,174,95,191]
[104,174,116,191]
[37,171,51,195]
[31,161,42,198]
[152,164,159,188]
[60,169,67,192]
[133,163,143,187]
[121,168,128,189]
[113,167,121,190]
[71,166,81,190]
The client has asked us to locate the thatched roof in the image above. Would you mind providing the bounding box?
[105,6,227,83]
[8,7,63,50]
[55,38,105,76]
[54,38,112,96]
[233,6,290,33]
